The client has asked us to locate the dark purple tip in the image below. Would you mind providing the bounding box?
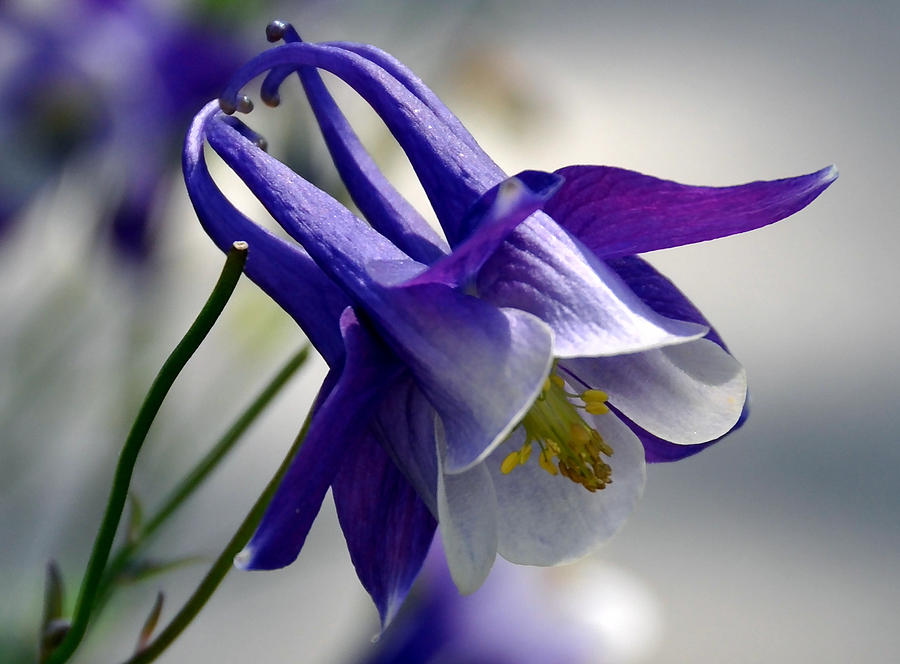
[266,20,289,43]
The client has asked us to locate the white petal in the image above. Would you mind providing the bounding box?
[565,338,747,445]
[436,424,498,594]
[489,411,646,566]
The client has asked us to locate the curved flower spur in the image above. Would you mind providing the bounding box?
[185,21,836,626]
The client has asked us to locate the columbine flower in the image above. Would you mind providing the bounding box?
[183,21,835,626]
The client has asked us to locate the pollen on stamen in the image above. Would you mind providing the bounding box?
[501,368,615,491]
[500,450,521,475]
[518,441,533,464]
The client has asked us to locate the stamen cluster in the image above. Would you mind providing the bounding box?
[501,371,614,492]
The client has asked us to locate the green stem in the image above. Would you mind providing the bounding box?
[94,345,310,610]
[123,406,316,664]
[45,243,249,664]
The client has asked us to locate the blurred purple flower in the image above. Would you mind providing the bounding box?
[0,0,246,260]
[353,539,657,664]
[183,22,835,625]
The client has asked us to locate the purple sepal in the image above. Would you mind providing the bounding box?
[333,431,437,628]
[237,309,403,570]
[545,164,838,259]
[183,102,349,366]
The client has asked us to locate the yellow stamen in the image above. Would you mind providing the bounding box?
[582,389,608,403]
[501,451,521,475]
[517,441,533,465]
[500,366,614,491]
[538,449,559,475]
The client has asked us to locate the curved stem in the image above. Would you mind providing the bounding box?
[45,242,249,664]
[93,345,310,610]
[123,403,317,664]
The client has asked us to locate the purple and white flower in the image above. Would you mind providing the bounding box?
[183,21,835,626]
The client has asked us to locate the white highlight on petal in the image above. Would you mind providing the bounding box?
[567,338,747,445]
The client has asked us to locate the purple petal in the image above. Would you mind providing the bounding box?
[408,171,563,288]
[297,63,449,264]
[545,165,838,259]
[205,113,554,474]
[236,309,403,570]
[477,212,707,358]
[332,431,436,628]
[204,112,426,292]
[606,255,726,347]
[261,25,448,264]
[325,41,483,153]
[184,102,349,366]
[219,41,505,242]
[384,283,554,474]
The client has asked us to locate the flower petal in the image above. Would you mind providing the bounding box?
[606,255,726,347]
[236,309,403,570]
[488,411,646,566]
[204,113,426,291]
[605,255,751,460]
[218,41,505,240]
[332,430,436,628]
[408,171,563,288]
[372,373,440,516]
[437,423,498,594]
[562,338,747,445]
[294,53,450,264]
[477,212,708,358]
[207,115,554,474]
[545,164,838,259]
[184,101,349,365]
[386,283,554,474]
[259,24,448,264]
[618,403,750,463]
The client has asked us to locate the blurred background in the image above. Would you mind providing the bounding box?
[1,0,897,662]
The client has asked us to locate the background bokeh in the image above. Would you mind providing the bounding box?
[1,1,897,662]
